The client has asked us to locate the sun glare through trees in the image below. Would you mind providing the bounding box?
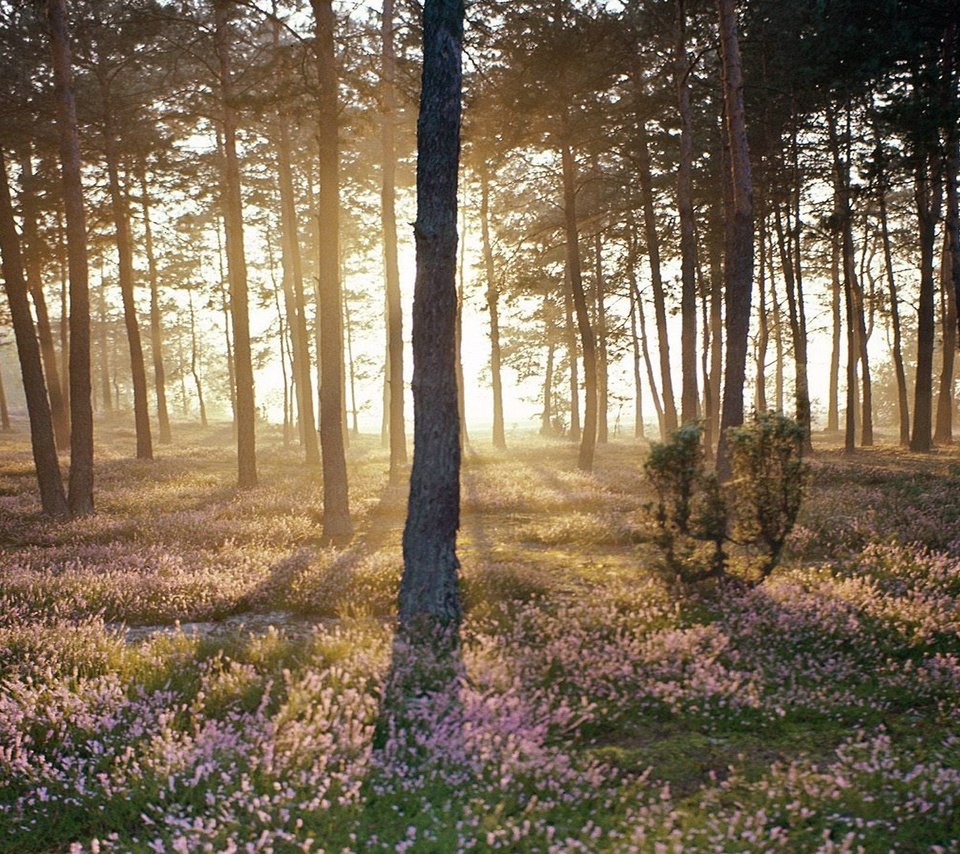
[0,0,959,850]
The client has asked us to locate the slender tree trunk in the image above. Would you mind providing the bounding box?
[912,151,942,452]
[627,213,664,436]
[768,227,785,412]
[877,171,910,445]
[675,0,699,423]
[559,124,597,471]
[706,187,724,453]
[716,0,753,478]
[48,0,93,515]
[593,231,609,444]
[563,268,580,440]
[456,199,468,449]
[479,167,506,449]
[542,294,555,435]
[215,222,236,427]
[935,230,956,444]
[398,0,464,633]
[215,0,256,485]
[0,149,68,517]
[19,150,69,449]
[343,288,360,436]
[828,233,841,433]
[629,274,645,439]
[98,274,112,414]
[188,290,207,428]
[381,0,406,477]
[637,120,677,432]
[311,0,351,540]
[274,77,319,465]
[138,167,171,445]
[755,206,769,413]
[102,107,152,460]
[56,211,70,418]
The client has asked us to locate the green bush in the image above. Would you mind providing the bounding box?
[644,414,807,583]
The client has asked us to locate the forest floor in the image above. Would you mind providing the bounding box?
[0,420,959,851]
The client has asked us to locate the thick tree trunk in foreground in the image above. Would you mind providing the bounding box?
[382,0,407,478]
[139,167,171,445]
[0,152,69,517]
[480,167,506,449]
[399,0,464,632]
[48,0,93,515]
[311,0,352,540]
[19,151,69,450]
[215,0,257,487]
[715,0,753,478]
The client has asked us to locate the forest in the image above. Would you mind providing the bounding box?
[0,0,959,850]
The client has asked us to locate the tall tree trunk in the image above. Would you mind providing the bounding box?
[627,212,664,435]
[911,150,941,453]
[381,0,406,477]
[629,273,645,439]
[716,0,753,478]
[311,0,351,540]
[19,150,69,449]
[188,289,207,428]
[593,231,609,444]
[768,228,785,412]
[215,223,236,428]
[675,0,698,423]
[98,274,112,414]
[0,149,69,517]
[480,167,506,449]
[637,120,677,433]
[102,106,152,460]
[456,199,468,449]
[48,0,93,515]
[398,0,464,633]
[343,288,360,436]
[828,233,841,433]
[138,166,171,444]
[274,61,319,465]
[541,293,555,435]
[563,268,580,440]
[56,211,69,418]
[755,206,769,413]
[559,121,597,472]
[215,0,257,486]
[877,167,910,445]
[706,186,724,453]
[935,229,956,444]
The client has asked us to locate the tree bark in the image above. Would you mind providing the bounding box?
[102,104,152,460]
[479,167,506,449]
[19,150,69,449]
[138,166,171,444]
[399,0,464,633]
[593,230,609,444]
[381,0,407,477]
[215,0,256,486]
[675,0,699,423]
[911,150,941,453]
[273,48,319,465]
[637,120,677,434]
[48,0,93,515]
[0,150,69,517]
[188,289,207,427]
[628,271,645,439]
[937,124,960,444]
[563,267,580,440]
[310,0,352,540]
[715,0,753,479]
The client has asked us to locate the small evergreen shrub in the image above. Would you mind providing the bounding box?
[644,414,807,583]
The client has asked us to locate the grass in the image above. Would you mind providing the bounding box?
[0,418,958,851]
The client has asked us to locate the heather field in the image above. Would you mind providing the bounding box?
[1,422,960,853]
